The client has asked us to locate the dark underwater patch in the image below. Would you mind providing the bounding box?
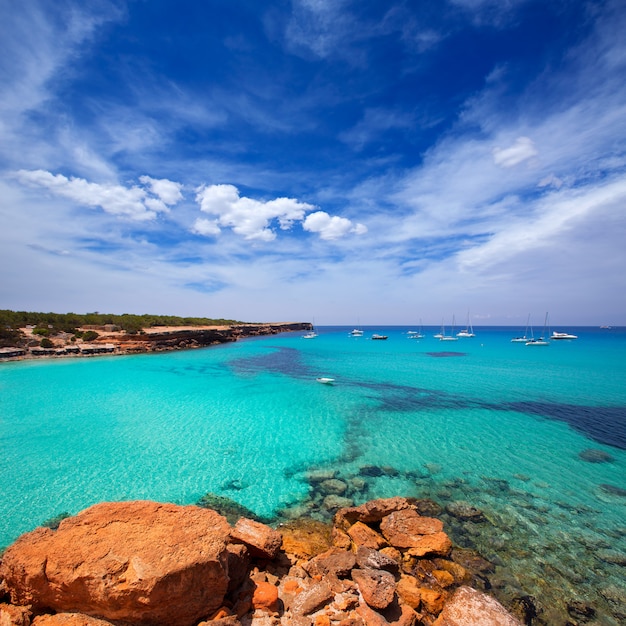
[228,346,314,378]
[504,402,626,450]
[426,351,467,357]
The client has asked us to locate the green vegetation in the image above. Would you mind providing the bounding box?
[0,327,22,348]
[0,310,241,335]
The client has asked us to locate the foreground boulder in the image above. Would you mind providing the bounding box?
[433,586,523,625]
[0,501,231,626]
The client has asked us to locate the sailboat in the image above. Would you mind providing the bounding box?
[349,318,364,336]
[440,315,459,341]
[302,319,318,339]
[511,314,531,343]
[408,319,425,339]
[456,311,475,338]
[526,312,550,346]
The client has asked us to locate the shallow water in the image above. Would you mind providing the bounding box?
[1,326,625,623]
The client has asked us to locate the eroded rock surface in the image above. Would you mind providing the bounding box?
[0,501,231,626]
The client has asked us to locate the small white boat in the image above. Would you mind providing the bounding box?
[551,331,578,340]
[303,320,318,338]
[512,314,531,342]
[349,329,364,336]
[408,319,425,338]
[526,312,550,346]
[440,316,459,341]
[316,377,335,384]
[456,311,475,337]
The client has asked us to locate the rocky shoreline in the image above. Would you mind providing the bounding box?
[0,323,312,361]
[0,497,525,626]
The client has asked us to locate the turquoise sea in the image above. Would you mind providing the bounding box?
[1,326,625,623]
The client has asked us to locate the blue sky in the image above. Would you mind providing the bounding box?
[1,0,625,325]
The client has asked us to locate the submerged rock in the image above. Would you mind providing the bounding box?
[446,501,487,523]
[566,599,597,621]
[578,448,615,463]
[599,484,626,497]
[196,492,262,524]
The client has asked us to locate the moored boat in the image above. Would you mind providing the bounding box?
[316,377,335,384]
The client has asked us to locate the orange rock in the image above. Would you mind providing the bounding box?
[347,521,388,549]
[1,603,32,626]
[332,526,352,550]
[432,559,470,584]
[251,581,279,613]
[208,607,232,620]
[405,532,452,558]
[0,501,231,626]
[432,570,455,588]
[419,588,446,615]
[314,616,331,626]
[283,579,302,594]
[231,518,282,559]
[280,519,333,559]
[335,497,414,530]
[379,510,444,548]
[31,614,116,625]
[396,575,422,609]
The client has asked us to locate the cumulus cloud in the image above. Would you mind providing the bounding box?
[492,136,538,168]
[193,184,365,242]
[303,211,368,240]
[195,184,314,241]
[139,175,183,205]
[14,170,180,221]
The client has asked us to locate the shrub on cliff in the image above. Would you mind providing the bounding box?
[0,327,22,347]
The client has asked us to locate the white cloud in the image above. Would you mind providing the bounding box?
[195,183,313,241]
[191,218,221,237]
[492,137,538,168]
[15,170,174,221]
[303,211,367,240]
[139,176,184,205]
[194,184,364,242]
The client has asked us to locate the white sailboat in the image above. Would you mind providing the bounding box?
[408,319,425,339]
[526,312,550,346]
[302,319,318,338]
[349,318,363,336]
[456,311,475,338]
[440,315,459,341]
[511,314,531,342]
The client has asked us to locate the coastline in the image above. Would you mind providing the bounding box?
[0,322,312,362]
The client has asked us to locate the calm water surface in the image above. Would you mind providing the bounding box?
[1,326,625,623]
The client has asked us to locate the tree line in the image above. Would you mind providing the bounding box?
[0,310,242,346]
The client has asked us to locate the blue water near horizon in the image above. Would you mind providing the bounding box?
[1,325,625,622]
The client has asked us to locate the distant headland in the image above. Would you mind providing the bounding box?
[0,310,312,360]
